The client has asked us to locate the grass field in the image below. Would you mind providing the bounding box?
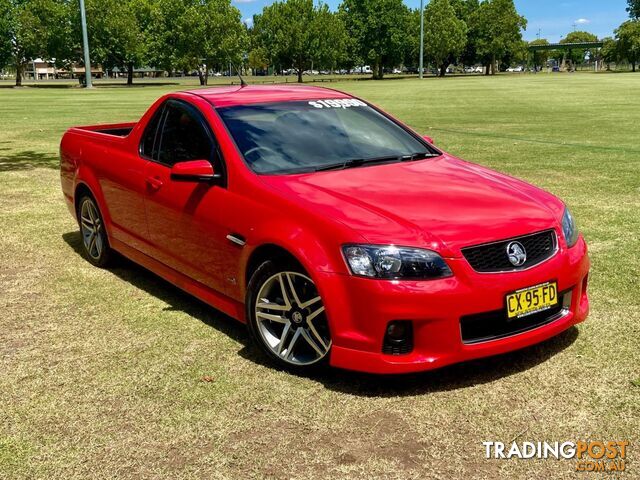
[1,73,639,479]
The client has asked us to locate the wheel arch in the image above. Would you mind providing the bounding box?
[72,168,112,229]
[73,182,95,218]
[244,243,305,287]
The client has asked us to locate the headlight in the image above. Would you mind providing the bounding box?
[342,245,452,279]
[562,207,579,248]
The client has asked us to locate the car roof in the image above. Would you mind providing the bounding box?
[184,84,353,108]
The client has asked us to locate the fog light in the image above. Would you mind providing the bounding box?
[383,320,414,355]
[386,322,407,342]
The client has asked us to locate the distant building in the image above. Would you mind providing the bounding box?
[28,59,103,80]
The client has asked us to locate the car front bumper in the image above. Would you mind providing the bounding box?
[318,236,590,374]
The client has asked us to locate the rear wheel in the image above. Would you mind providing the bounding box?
[77,195,112,267]
[247,260,331,372]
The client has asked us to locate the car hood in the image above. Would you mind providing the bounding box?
[259,155,564,257]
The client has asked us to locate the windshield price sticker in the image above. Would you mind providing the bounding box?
[308,99,367,109]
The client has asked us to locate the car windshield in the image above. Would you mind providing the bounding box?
[217,99,439,174]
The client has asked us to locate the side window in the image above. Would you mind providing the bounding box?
[157,101,214,166]
[140,104,164,159]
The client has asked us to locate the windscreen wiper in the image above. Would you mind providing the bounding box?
[400,151,439,161]
[315,152,437,172]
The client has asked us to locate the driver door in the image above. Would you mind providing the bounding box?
[142,99,231,293]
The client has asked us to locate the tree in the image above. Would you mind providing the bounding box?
[176,0,247,85]
[600,37,619,70]
[82,0,150,85]
[146,0,247,84]
[529,38,550,70]
[309,4,348,73]
[616,20,640,71]
[423,0,467,76]
[470,0,526,75]
[3,0,68,86]
[403,8,420,69]
[627,0,640,19]
[0,0,11,71]
[339,0,409,79]
[559,30,598,68]
[450,0,480,66]
[146,0,185,75]
[253,0,346,83]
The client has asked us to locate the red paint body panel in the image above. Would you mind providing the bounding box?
[60,85,590,374]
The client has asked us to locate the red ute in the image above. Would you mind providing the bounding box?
[60,85,589,374]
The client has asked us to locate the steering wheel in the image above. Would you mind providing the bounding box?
[244,146,279,158]
[243,146,283,172]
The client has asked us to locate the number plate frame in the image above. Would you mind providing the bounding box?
[506,281,558,319]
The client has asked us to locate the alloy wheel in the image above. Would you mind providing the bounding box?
[254,271,331,366]
[80,198,104,260]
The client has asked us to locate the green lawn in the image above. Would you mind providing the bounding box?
[1,73,638,479]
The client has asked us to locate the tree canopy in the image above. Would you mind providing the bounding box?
[616,20,640,71]
[253,0,346,82]
[339,0,409,78]
[423,0,467,76]
[627,0,640,19]
[559,30,598,66]
[600,37,619,69]
[2,0,69,86]
[529,38,549,68]
[470,0,526,74]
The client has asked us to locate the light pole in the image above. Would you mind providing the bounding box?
[419,0,424,79]
[79,0,93,88]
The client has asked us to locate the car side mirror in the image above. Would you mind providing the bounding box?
[423,135,434,145]
[170,160,220,183]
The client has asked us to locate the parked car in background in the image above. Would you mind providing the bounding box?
[60,85,590,374]
[355,65,372,74]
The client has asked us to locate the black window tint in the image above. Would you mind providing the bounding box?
[217,101,436,174]
[140,105,164,159]
[158,102,213,166]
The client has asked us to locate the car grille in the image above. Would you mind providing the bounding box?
[461,229,557,273]
[460,290,570,344]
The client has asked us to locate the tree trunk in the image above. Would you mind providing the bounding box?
[127,62,134,85]
[633,62,637,72]
[378,62,383,79]
[197,68,205,86]
[15,63,23,87]
[490,55,496,75]
[204,63,209,86]
[439,63,447,77]
[297,68,303,83]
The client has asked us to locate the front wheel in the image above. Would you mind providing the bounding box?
[246,260,332,372]
[77,195,112,267]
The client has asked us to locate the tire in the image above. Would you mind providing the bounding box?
[246,260,332,372]
[77,195,112,268]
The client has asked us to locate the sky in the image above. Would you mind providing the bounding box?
[232,0,631,43]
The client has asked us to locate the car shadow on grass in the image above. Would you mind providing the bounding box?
[62,231,251,347]
[62,230,580,397]
[316,327,578,397]
[0,150,59,171]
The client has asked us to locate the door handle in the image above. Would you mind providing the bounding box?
[145,176,164,190]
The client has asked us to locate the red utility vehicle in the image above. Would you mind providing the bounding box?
[60,85,589,373]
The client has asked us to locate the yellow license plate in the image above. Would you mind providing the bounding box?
[506,282,558,319]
